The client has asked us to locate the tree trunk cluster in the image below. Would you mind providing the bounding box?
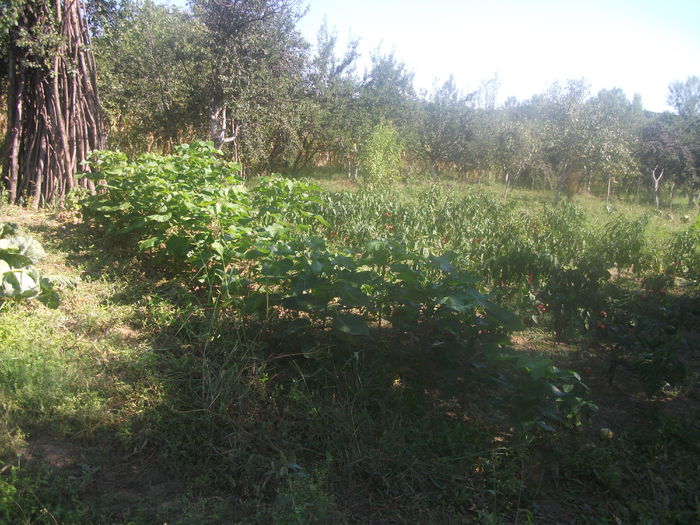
[2,0,104,207]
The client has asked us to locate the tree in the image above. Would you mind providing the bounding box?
[358,50,415,128]
[494,113,538,199]
[667,76,700,118]
[666,77,700,204]
[291,23,360,173]
[2,0,105,206]
[524,80,639,203]
[417,76,475,176]
[528,79,591,203]
[190,0,307,171]
[348,51,418,176]
[583,88,638,203]
[638,114,694,208]
[94,1,206,152]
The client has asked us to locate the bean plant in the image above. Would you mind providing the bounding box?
[80,142,597,433]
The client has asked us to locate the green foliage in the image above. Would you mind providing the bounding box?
[313,183,698,400]
[0,222,62,307]
[85,0,700,201]
[418,75,475,173]
[665,226,700,280]
[0,463,84,524]
[270,463,340,525]
[94,0,205,151]
[81,141,325,284]
[359,121,404,187]
[596,213,649,274]
[5,175,699,523]
[667,76,700,118]
[81,147,597,433]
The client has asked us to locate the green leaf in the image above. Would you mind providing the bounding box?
[38,284,61,309]
[139,237,160,250]
[166,236,191,260]
[0,223,22,237]
[0,236,46,265]
[548,383,565,397]
[519,356,553,381]
[310,259,324,275]
[314,215,330,227]
[333,313,370,337]
[487,304,525,331]
[263,223,287,238]
[210,241,225,257]
[1,269,40,298]
[438,295,473,313]
[97,201,132,212]
[536,420,557,432]
[283,318,312,335]
[147,212,172,222]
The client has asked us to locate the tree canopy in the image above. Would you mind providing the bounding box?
[2,0,699,206]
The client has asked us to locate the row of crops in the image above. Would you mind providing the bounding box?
[77,142,699,431]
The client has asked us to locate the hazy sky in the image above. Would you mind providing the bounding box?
[295,0,699,111]
[165,0,700,112]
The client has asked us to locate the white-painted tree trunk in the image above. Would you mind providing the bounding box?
[651,166,664,209]
[210,106,239,149]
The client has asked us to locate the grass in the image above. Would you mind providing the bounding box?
[1,181,699,524]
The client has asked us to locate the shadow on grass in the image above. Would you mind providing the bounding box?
[9,210,700,524]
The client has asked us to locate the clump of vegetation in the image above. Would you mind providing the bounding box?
[80,144,596,433]
[0,222,69,308]
[0,172,698,523]
[359,121,404,188]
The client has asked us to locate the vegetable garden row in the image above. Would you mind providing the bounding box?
[76,142,699,429]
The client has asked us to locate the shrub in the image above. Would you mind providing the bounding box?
[359,121,404,188]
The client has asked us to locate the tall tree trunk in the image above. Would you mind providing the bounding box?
[651,166,664,209]
[2,0,104,207]
[4,44,25,204]
[210,105,239,150]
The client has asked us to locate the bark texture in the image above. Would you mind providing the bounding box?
[2,0,105,207]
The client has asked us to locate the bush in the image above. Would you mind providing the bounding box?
[359,121,404,188]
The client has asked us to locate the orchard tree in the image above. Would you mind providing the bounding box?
[358,50,416,131]
[494,114,538,199]
[667,76,700,118]
[666,77,700,204]
[94,1,206,152]
[638,114,694,208]
[2,0,105,206]
[191,0,307,168]
[528,79,591,202]
[352,51,417,174]
[582,88,638,202]
[291,23,360,172]
[526,80,639,203]
[417,76,476,176]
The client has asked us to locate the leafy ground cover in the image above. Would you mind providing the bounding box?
[0,151,698,523]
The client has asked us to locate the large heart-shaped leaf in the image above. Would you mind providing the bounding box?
[333,313,370,337]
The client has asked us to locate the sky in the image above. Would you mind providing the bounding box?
[170,0,700,112]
